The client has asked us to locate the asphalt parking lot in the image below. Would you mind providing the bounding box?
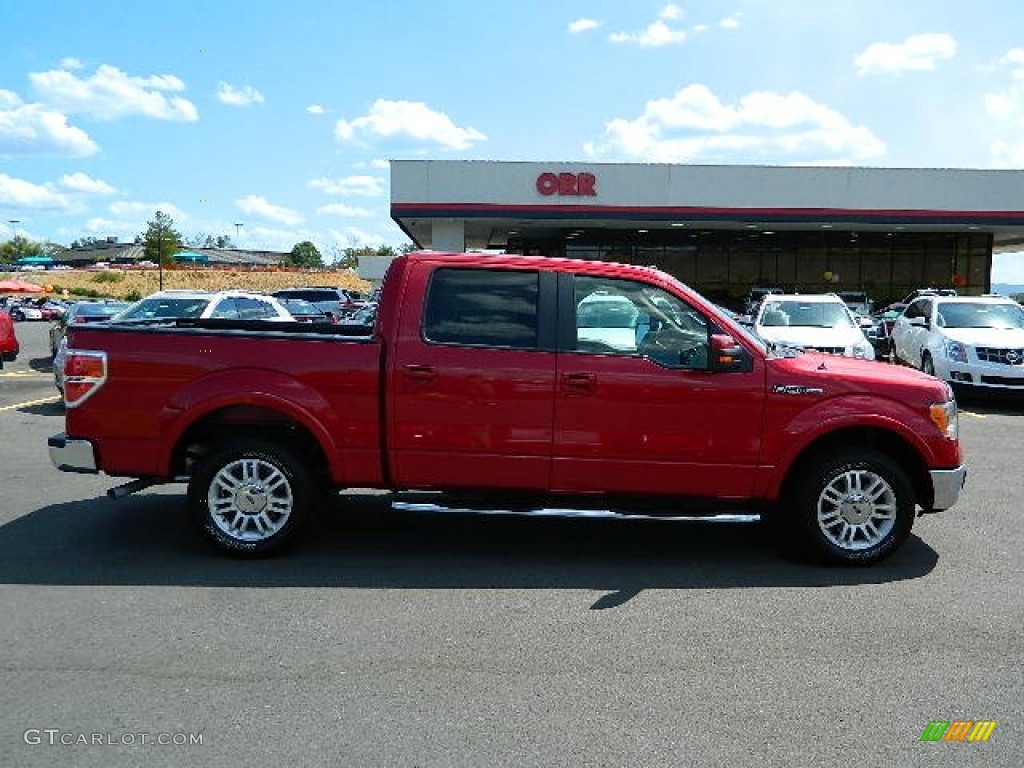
[0,320,1021,767]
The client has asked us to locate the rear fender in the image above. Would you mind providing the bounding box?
[158,369,340,478]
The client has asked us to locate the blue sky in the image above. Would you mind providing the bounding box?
[3,0,1024,279]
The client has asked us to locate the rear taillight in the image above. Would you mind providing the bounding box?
[64,349,108,408]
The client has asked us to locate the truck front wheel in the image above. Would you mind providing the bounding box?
[787,450,915,565]
[187,440,313,556]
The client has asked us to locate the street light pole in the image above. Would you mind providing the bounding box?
[7,220,20,261]
[157,223,163,291]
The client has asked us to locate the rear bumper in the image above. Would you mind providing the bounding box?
[48,433,98,474]
[929,465,967,511]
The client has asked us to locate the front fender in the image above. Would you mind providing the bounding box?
[758,393,945,499]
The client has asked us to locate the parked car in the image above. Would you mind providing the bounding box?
[836,290,873,319]
[7,301,44,321]
[277,298,335,324]
[49,250,966,566]
[49,300,132,356]
[752,294,875,360]
[345,303,378,327]
[112,290,294,323]
[0,310,18,366]
[272,288,368,321]
[891,294,1024,394]
[743,285,784,316]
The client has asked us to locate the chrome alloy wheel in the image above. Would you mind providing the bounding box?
[208,457,294,542]
[815,469,897,551]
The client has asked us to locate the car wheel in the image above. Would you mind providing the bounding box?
[10,309,23,321]
[921,353,935,376]
[187,440,314,557]
[786,449,915,566]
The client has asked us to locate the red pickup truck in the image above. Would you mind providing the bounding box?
[49,251,966,565]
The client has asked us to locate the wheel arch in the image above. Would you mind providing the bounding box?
[778,426,933,511]
[171,404,332,489]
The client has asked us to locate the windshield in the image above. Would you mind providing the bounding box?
[114,297,210,321]
[939,302,1024,329]
[760,300,856,329]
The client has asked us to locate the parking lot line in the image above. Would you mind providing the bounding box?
[0,395,61,412]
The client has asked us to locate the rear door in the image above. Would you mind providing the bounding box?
[552,273,766,499]
[388,263,558,490]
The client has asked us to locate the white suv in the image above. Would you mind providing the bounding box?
[113,289,294,322]
[891,295,1024,392]
[752,294,875,360]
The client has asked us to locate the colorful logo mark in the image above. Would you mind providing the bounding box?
[920,720,997,742]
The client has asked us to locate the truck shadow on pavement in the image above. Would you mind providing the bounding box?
[0,491,939,607]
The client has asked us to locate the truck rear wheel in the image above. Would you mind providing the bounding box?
[787,450,915,565]
[187,440,313,556]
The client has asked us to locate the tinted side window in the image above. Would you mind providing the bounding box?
[423,268,539,350]
[573,275,710,369]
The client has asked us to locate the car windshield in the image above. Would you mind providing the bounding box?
[939,302,1024,329]
[75,303,130,319]
[114,297,210,321]
[761,300,855,328]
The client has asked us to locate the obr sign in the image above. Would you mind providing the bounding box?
[536,172,597,197]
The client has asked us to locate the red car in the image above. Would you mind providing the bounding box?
[0,310,19,366]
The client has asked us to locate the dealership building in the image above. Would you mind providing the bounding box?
[390,160,1024,307]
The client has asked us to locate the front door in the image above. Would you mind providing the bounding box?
[552,274,766,500]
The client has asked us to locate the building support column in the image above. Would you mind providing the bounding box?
[431,220,465,252]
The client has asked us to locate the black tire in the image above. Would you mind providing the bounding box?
[10,309,23,321]
[784,449,915,566]
[187,440,315,557]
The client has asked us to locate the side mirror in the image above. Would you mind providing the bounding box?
[908,316,928,328]
[858,316,874,329]
[710,333,753,373]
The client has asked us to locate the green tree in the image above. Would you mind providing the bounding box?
[142,210,183,265]
[286,241,323,268]
[0,235,45,263]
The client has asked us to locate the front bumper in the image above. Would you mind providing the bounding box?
[929,465,967,511]
[48,433,98,474]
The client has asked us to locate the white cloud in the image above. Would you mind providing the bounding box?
[720,13,742,30]
[308,175,386,197]
[335,99,486,150]
[108,201,186,221]
[610,20,686,47]
[60,57,84,71]
[985,48,1024,166]
[317,203,373,218]
[329,227,387,247]
[609,7,687,47]
[57,172,116,195]
[568,18,600,34]
[0,97,98,157]
[854,33,957,76]
[217,81,265,107]
[236,195,304,226]
[0,174,72,210]
[307,104,327,114]
[30,64,198,121]
[584,84,885,164]
[659,4,683,22]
